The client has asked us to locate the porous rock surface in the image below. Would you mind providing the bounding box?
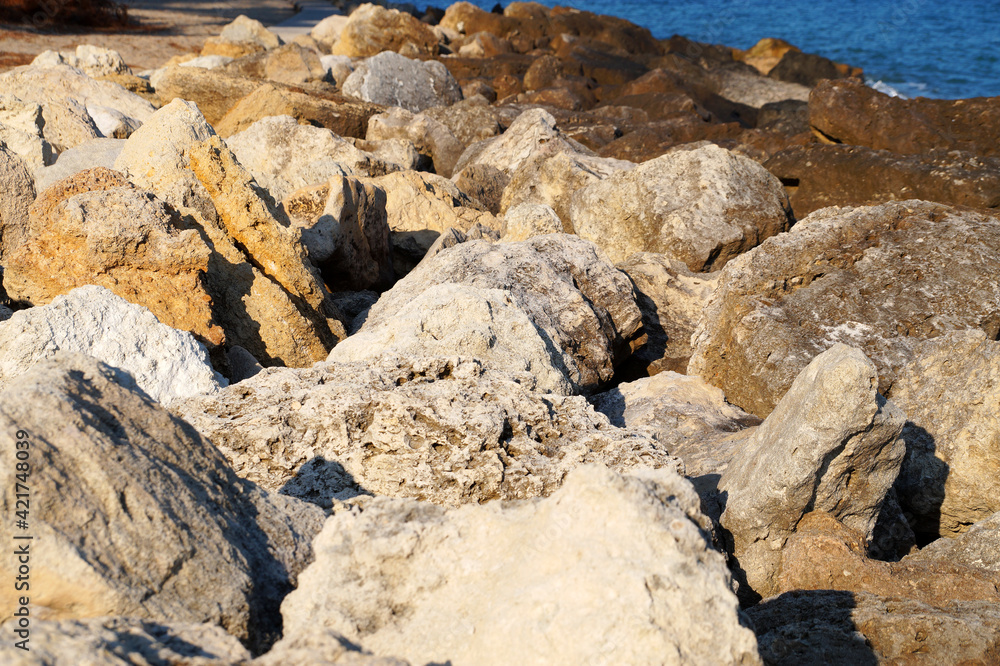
[688,200,1000,418]
[0,286,223,405]
[279,465,761,666]
[0,145,35,259]
[0,354,324,652]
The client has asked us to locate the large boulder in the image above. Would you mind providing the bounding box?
[332,3,438,58]
[809,79,1000,157]
[343,52,462,113]
[220,43,329,87]
[366,107,465,177]
[202,14,282,58]
[765,144,1000,217]
[0,617,251,665]
[2,168,226,348]
[0,286,223,405]
[571,143,792,271]
[688,201,1000,418]
[886,330,1000,539]
[717,345,906,602]
[357,234,642,392]
[0,354,324,652]
[173,355,679,508]
[330,283,573,395]
[278,465,760,665]
[225,115,396,203]
[0,145,34,260]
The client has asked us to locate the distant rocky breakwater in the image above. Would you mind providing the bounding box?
[0,2,999,663]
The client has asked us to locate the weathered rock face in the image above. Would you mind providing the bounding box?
[360,235,642,392]
[809,79,1000,157]
[282,175,394,291]
[906,510,1000,573]
[500,202,562,241]
[0,354,324,652]
[0,64,155,151]
[453,162,508,214]
[225,115,395,203]
[219,43,329,87]
[214,81,383,140]
[0,94,54,172]
[332,3,439,58]
[366,107,465,177]
[765,144,1000,217]
[150,67,261,126]
[571,143,792,271]
[255,627,412,666]
[689,201,1000,418]
[36,138,125,193]
[332,283,574,395]
[365,169,495,235]
[592,371,760,478]
[0,145,34,260]
[422,95,502,146]
[718,345,906,602]
[0,286,223,405]
[715,69,810,109]
[173,356,679,508]
[278,465,760,666]
[749,590,1000,665]
[615,252,718,377]
[0,617,252,665]
[499,149,633,229]
[3,168,226,348]
[343,52,462,113]
[885,330,1000,539]
[33,45,132,78]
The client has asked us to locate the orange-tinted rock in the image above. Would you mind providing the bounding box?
[332,3,438,57]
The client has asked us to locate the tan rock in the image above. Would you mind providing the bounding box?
[422,95,502,146]
[310,15,351,50]
[217,14,283,50]
[500,202,562,241]
[366,107,465,177]
[0,145,35,260]
[150,66,260,126]
[255,627,411,666]
[365,169,495,234]
[220,43,330,86]
[201,38,266,60]
[736,38,799,75]
[3,168,225,348]
[332,3,438,58]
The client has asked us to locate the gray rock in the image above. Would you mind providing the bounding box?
[173,355,680,508]
[571,142,792,271]
[906,510,1000,573]
[358,234,643,392]
[718,344,906,602]
[319,54,354,87]
[688,200,1000,418]
[0,617,250,665]
[0,145,34,260]
[343,51,462,113]
[0,285,224,405]
[278,465,760,666]
[0,353,324,652]
[715,69,810,108]
[366,106,465,177]
[330,283,574,395]
[35,138,126,192]
[87,103,141,139]
[887,330,1000,538]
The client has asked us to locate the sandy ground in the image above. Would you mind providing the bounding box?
[0,0,303,71]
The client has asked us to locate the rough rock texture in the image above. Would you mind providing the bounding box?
[422,95,502,146]
[749,590,1000,666]
[0,286,223,405]
[715,70,810,108]
[0,145,34,260]
[809,79,1000,157]
[113,99,217,222]
[150,67,260,127]
[616,252,718,377]
[0,354,324,652]
[454,108,592,177]
[220,43,329,87]
[188,137,344,355]
[500,202,563,241]
[0,617,251,665]
[0,64,154,151]
[255,628,411,666]
[225,115,395,203]
[282,175,394,291]
[765,144,1000,217]
[453,162,508,214]
[592,372,760,478]
[174,355,680,508]
[0,106,53,173]
[331,283,574,395]
[343,52,462,113]
[36,137,125,192]
[366,107,465,177]
[571,143,791,271]
[278,465,760,666]
[3,169,226,348]
[360,235,642,391]
[214,82,383,140]
[717,345,906,602]
[499,149,633,229]
[906,510,1000,573]
[332,3,438,58]
[886,330,1000,539]
[688,200,1000,418]
[366,169,495,234]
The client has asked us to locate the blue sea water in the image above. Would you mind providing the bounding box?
[427,0,1000,99]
